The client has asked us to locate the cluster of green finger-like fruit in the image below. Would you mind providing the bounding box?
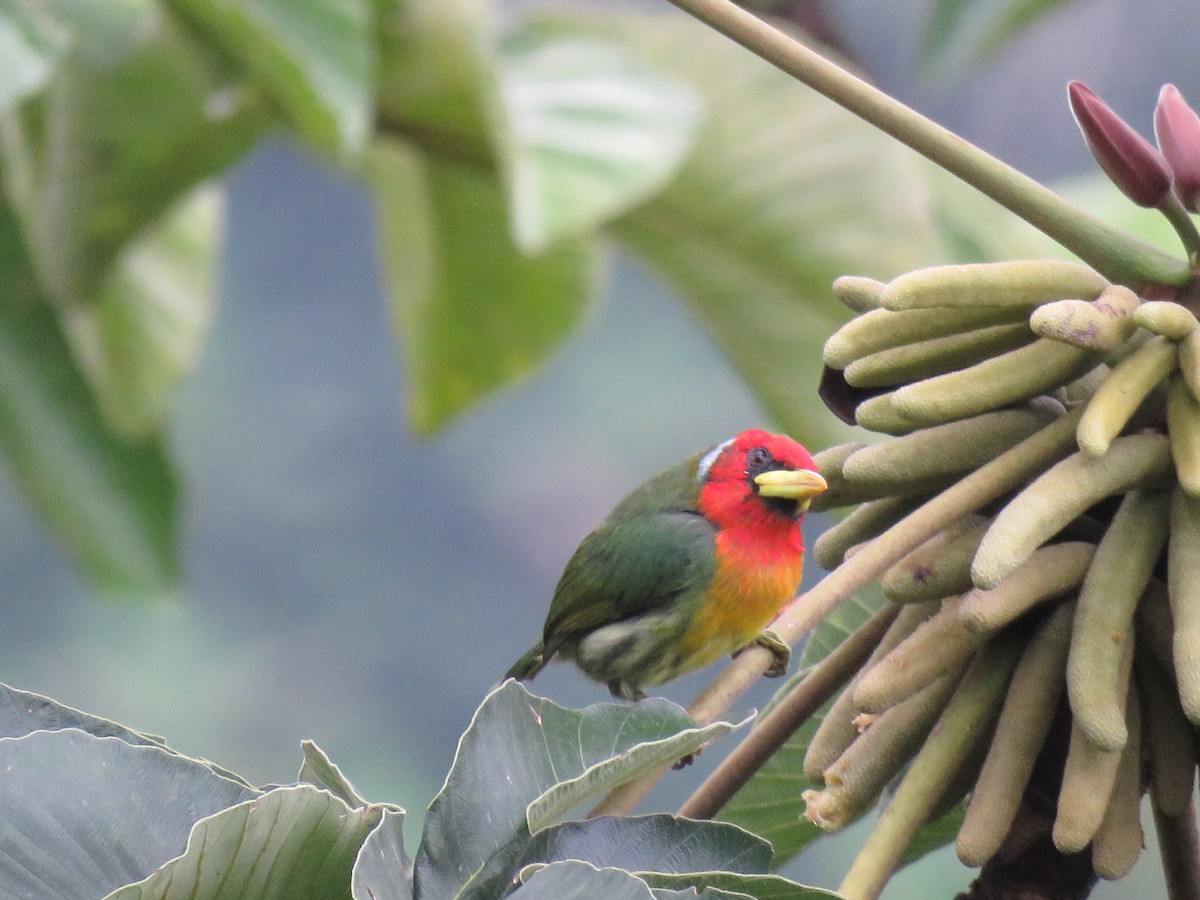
[802,259,1200,880]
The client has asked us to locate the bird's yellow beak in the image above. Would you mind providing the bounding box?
[754,469,828,508]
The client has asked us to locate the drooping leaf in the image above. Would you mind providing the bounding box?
[9,13,265,309]
[352,807,413,900]
[366,137,596,434]
[104,785,384,900]
[413,680,742,900]
[62,185,220,438]
[0,729,256,898]
[0,682,168,744]
[0,204,181,598]
[922,0,1080,75]
[375,0,499,162]
[638,871,843,900]
[498,31,700,252]
[163,0,372,154]
[0,0,154,114]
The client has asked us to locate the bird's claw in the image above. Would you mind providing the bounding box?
[733,630,790,678]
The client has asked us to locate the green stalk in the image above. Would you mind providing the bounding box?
[663,0,1192,289]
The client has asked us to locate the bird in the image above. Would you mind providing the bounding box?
[505,429,827,701]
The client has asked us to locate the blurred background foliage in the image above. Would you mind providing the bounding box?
[0,0,1198,895]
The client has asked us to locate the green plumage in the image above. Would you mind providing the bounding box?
[505,452,719,698]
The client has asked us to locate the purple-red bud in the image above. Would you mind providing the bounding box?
[1068,80,1172,208]
[1155,84,1200,212]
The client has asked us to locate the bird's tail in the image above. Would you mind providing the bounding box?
[505,642,547,682]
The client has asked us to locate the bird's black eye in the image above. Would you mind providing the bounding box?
[746,446,772,475]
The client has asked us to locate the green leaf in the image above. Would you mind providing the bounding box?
[375,0,499,161]
[498,31,700,252]
[0,0,154,114]
[517,815,771,875]
[511,861,657,900]
[922,0,1079,74]
[163,0,373,154]
[62,185,219,438]
[352,808,413,900]
[639,871,843,900]
[366,137,596,434]
[300,738,372,808]
[104,785,385,900]
[7,14,265,309]
[0,204,181,597]
[720,585,885,864]
[414,680,742,900]
[0,729,256,898]
[0,681,169,744]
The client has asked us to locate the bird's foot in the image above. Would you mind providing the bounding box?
[732,630,791,678]
[608,680,647,702]
[672,747,701,770]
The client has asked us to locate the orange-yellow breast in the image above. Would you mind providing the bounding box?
[678,530,804,667]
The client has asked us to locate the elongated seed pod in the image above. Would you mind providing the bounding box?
[824,306,1027,368]
[854,392,920,436]
[807,443,868,512]
[832,275,885,313]
[1076,335,1178,457]
[1138,658,1197,818]
[806,673,961,831]
[1169,489,1200,723]
[854,597,984,713]
[881,516,989,605]
[843,324,1035,389]
[813,495,930,570]
[1180,330,1200,400]
[842,404,1060,493]
[956,603,1074,867]
[1091,689,1143,879]
[959,542,1094,634]
[1030,285,1140,351]
[1053,639,1134,854]
[881,260,1108,311]
[890,340,1102,428]
[972,434,1174,589]
[1168,378,1200,496]
[1067,490,1170,750]
[804,602,938,780]
[837,636,1022,900]
[1133,300,1200,340]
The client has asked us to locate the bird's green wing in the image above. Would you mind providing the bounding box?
[542,511,718,650]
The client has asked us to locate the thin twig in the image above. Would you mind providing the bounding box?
[676,602,900,819]
[661,0,1190,289]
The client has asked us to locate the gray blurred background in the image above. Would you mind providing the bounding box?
[2,0,1198,895]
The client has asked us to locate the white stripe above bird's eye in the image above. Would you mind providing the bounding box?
[696,437,736,482]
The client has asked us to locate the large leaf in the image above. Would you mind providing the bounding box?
[7,13,265,309]
[719,586,885,864]
[497,31,700,252]
[62,185,220,438]
[104,785,385,900]
[367,137,596,433]
[163,0,372,155]
[0,204,181,597]
[921,0,1080,74]
[639,871,843,899]
[0,0,154,115]
[0,729,256,898]
[510,862,659,900]
[413,680,742,900]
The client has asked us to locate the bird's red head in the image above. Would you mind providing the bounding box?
[695,430,826,541]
